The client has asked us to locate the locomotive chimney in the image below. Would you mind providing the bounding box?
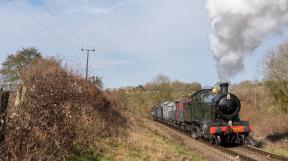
[220,83,229,94]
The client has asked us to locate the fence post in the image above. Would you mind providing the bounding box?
[0,91,10,113]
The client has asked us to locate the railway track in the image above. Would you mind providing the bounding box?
[242,145,288,161]
[148,118,288,161]
[215,144,288,161]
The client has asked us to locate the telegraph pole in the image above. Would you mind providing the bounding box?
[81,48,95,79]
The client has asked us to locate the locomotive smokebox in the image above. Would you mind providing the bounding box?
[220,83,229,94]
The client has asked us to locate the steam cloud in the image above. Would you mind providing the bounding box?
[206,0,288,81]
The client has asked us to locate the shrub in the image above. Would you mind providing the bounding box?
[231,81,288,139]
[0,58,127,161]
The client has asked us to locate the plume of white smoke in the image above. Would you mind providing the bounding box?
[206,0,288,82]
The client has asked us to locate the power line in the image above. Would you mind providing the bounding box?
[9,0,78,47]
[37,0,88,46]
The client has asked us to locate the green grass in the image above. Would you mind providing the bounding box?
[126,147,149,160]
[67,146,114,161]
[264,147,288,157]
[170,141,204,161]
[150,129,204,161]
[107,139,124,149]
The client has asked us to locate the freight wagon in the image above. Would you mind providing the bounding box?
[161,101,175,121]
[174,98,191,129]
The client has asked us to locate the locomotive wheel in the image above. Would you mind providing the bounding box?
[191,128,199,139]
[215,135,221,146]
[210,137,215,144]
[191,131,197,139]
[239,135,245,145]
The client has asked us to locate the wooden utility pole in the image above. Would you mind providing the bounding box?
[81,48,95,79]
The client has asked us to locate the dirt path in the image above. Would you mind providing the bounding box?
[142,118,241,161]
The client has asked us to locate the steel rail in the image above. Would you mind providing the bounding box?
[242,145,288,161]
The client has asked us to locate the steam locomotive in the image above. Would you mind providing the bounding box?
[152,83,252,145]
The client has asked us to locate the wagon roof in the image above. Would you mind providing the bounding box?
[175,98,191,102]
[161,101,172,105]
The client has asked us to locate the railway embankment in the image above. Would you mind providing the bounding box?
[142,118,237,161]
[0,58,205,161]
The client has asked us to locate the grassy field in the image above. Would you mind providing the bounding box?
[71,118,204,161]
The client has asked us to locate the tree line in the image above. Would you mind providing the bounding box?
[1,44,288,112]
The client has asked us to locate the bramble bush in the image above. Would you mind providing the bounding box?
[0,58,127,161]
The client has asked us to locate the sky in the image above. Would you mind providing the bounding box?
[0,0,287,88]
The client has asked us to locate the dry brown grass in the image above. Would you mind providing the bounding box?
[231,82,288,140]
[0,58,127,161]
[98,117,204,161]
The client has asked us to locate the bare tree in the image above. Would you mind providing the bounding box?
[152,74,172,103]
[264,43,288,111]
[152,74,170,84]
[264,44,288,80]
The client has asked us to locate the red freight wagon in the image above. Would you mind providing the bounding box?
[175,98,191,123]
